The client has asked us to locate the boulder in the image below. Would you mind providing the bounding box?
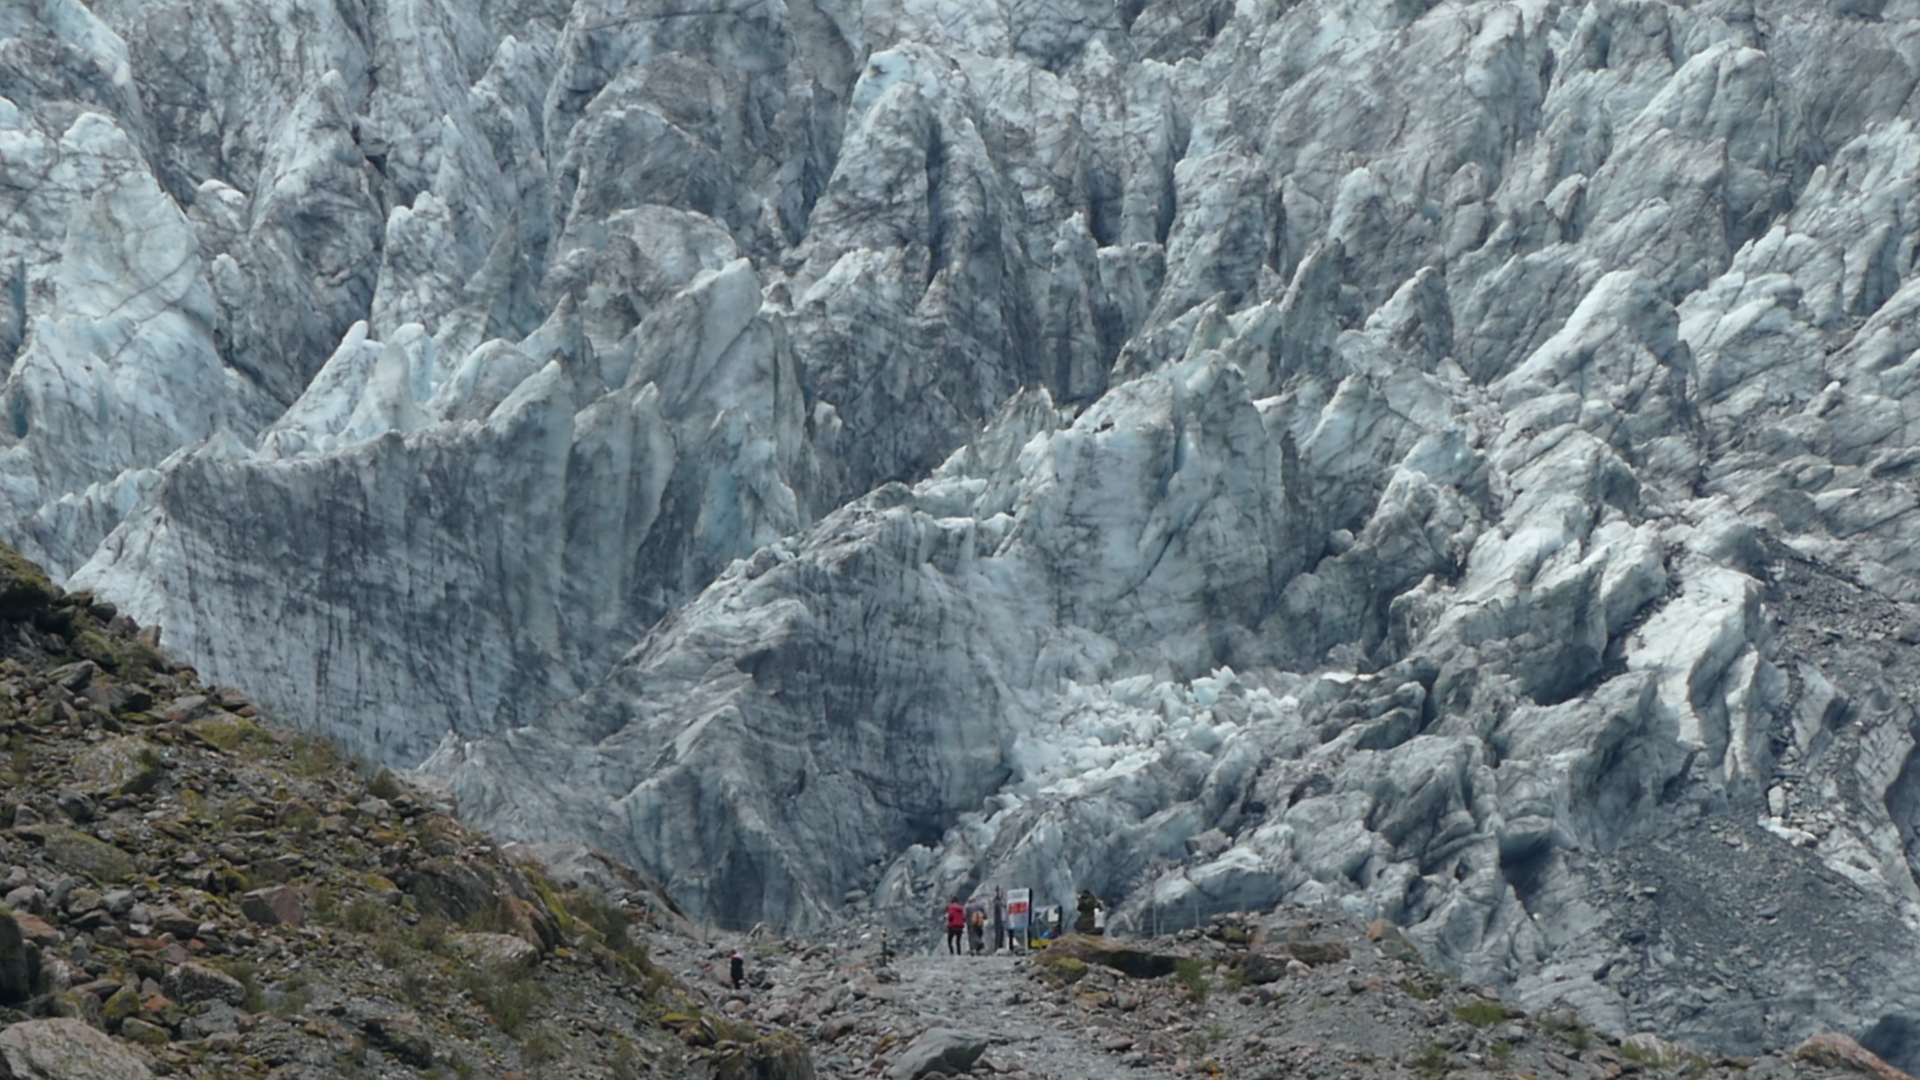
[162,962,247,1007]
[211,685,251,710]
[16,827,135,884]
[1793,1033,1910,1080]
[0,548,56,621]
[1233,953,1290,986]
[116,1018,170,1048]
[1,905,38,1003]
[185,713,259,752]
[13,912,60,947]
[158,695,209,723]
[1366,920,1421,963]
[69,738,164,797]
[362,1011,435,1068]
[0,1018,153,1080]
[1286,940,1352,966]
[395,858,496,923]
[1622,1033,1696,1069]
[1036,936,1181,978]
[102,984,142,1028]
[150,906,201,939]
[240,885,306,927]
[888,1028,989,1080]
[46,662,95,692]
[452,932,537,970]
[51,791,94,825]
[83,680,153,715]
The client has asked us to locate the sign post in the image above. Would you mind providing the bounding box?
[1006,888,1031,951]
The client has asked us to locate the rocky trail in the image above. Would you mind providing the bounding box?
[648,909,1920,1080]
[867,951,1185,1080]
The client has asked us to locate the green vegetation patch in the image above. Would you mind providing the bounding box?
[1450,999,1506,1027]
[1172,956,1210,1003]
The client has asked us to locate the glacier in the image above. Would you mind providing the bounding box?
[5,0,1920,1061]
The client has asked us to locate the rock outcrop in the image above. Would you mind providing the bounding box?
[0,543,812,1079]
[6,0,1920,1065]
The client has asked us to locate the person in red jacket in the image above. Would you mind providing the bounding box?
[945,896,965,955]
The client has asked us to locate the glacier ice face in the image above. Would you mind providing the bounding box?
[7,0,1920,1060]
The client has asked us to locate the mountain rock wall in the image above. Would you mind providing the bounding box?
[5,0,1920,1062]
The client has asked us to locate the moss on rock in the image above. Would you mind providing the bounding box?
[0,545,56,621]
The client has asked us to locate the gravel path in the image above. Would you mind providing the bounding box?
[879,950,1184,1080]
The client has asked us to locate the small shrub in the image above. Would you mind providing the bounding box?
[1173,957,1210,1003]
[1451,999,1506,1027]
[289,736,341,778]
[1569,1028,1593,1051]
[399,968,431,1008]
[344,897,396,935]
[279,802,322,834]
[1491,1040,1514,1066]
[563,887,652,975]
[413,915,452,956]
[457,968,545,1037]
[1400,979,1441,1001]
[311,886,342,926]
[522,1022,564,1063]
[1411,1042,1449,1076]
[464,899,516,935]
[266,976,310,1018]
[610,1037,643,1080]
[373,934,409,969]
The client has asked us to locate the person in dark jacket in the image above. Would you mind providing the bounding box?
[992,887,1007,952]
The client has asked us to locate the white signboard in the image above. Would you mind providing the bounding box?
[1006,888,1031,932]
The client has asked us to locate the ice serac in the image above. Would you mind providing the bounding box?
[5,0,1920,1065]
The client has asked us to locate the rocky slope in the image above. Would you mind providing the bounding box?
[8,0,1920,1066]
[0,545,811,1079]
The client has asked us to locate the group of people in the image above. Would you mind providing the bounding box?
[943,887,1099,955]
[945,887,1013,955]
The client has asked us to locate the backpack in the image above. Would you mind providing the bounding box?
[970,908,985,928]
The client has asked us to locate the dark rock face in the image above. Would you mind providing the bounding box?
[7,0,1920,1062]
[0,908,34,1005]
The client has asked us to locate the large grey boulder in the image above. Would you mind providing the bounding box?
[888,1028,989,1080]
[0,1018,154,1080]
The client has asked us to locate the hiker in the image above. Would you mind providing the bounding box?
[945,896,965,955]
[730,950,745,989]
[1075,889,1101,935]
[966,897,988,955]
[992,886,1007,953]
